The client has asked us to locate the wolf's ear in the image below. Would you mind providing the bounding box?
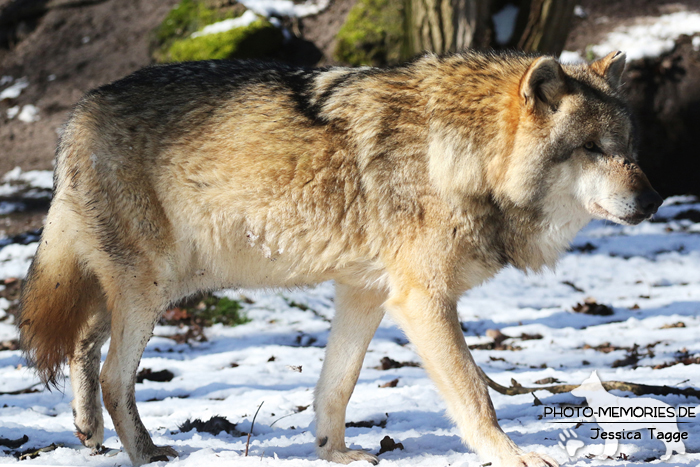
[590,51,626,88]
[520,56,566,112]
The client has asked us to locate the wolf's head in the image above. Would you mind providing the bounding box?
[510,51,662,225]
[425,51,661,228]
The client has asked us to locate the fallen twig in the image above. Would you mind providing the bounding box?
[0,434,27,449]
[479,367,700,399]
[0,383,41,395]
[18,443,61,460]
[244,401,264,456]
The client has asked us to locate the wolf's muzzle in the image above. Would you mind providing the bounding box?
[636,188,663,218]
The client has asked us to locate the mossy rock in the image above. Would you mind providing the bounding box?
[163,18,283,62]
[152,0,282,63]
[334,0,407,66]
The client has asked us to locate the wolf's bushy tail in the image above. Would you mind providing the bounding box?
[18,219,102,386]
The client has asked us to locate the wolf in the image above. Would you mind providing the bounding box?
[18,50,661,466]
[571,371,686,460]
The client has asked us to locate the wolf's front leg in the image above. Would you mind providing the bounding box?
[314,284,386,465]
[385,287,558,467]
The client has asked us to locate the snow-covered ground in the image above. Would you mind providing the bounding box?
[561,8,700,63]
[0,171,699,467]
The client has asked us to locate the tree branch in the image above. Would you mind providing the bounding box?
[478,367,700,399]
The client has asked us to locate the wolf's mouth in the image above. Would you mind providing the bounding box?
[591,203,647,226]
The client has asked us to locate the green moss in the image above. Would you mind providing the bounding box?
[334,0,407,66]
[163,18,284,62]
[152,0,281,63]
[155,0,223,45]
[197,295,250,326]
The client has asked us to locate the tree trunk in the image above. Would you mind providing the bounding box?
[512,0,576,56]
[404,0,576,57]
[404,0,491,56]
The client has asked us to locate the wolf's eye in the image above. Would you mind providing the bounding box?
[583,141,603,153]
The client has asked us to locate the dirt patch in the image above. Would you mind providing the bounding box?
[297,0,355,65]
[0,0,180,176]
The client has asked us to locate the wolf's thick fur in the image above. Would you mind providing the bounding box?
[19,50,660,466]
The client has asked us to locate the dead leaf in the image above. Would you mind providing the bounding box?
[378,435,404,455]
[379,378,399,388]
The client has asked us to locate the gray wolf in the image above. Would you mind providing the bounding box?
[18,50,661,466]
[571,371,686,460]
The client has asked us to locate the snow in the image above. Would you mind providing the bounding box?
[1,167,53,192]
[191,10,260,38]
[237,0,328,18]
[562,10,700,63]
[592,11,700,61]
[559,51,585,64]
[6,106,19,119]
[16,105,40,123]
[0,78,28,101]
[0,171,699,466]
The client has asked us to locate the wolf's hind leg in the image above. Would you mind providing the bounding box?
[314,284,386,465]
[100,292,177,466]
[69,300,110,451]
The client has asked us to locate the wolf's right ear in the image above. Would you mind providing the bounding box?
[520,57,566,113]
[590,51,626,88]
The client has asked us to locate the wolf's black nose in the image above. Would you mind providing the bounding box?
[636,189,663,216]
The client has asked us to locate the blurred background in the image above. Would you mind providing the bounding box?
[0,0,699,239]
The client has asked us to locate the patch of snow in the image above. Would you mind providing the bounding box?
[47,74,56,82]
[592,11,700,61]
[0,167,53,200]
[17,104,39,123]
[693,36,700,51]
[191,10,259,38]
[238,0,328,18]
[559,50,586,64]
[492,4,519,45]
[2,198,700,465]
[2,167,53,191]
[0,77,28,100]
[574,5,587,19]
[6,106,19,119]
[0,76,12,86]
[0,242,38,280]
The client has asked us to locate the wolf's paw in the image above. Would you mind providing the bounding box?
[131,445,178,465]
[148,445,178,462]
[319,447,379,465]
[74,424,104,451]
[557,429,584,457]
[508,451,559,467]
